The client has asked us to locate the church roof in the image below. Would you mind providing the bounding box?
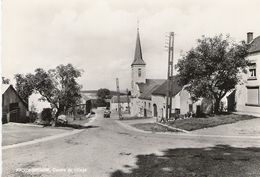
[152,76,183,97]
[249,35,260,54]
[138,79,166,100]
[131,29,146,66]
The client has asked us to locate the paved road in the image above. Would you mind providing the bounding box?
[3,109,260,177]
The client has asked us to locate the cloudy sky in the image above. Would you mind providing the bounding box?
[3,0,260,91]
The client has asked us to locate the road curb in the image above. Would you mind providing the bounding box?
[155,122,189,133]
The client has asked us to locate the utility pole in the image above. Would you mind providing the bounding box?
[126,89,130,114]
[116,78,122,120]
[165,32,175,121]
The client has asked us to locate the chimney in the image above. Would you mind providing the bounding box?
[247,32,253,44]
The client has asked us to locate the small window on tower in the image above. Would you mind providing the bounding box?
[138,68,141,77]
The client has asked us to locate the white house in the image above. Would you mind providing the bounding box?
[151,78,200,120]
[235,32,260,115]
[110,95,129,112]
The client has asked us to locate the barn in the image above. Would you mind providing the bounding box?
[2,84,29,123]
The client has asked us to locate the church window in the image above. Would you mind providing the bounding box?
[138,68,141,77]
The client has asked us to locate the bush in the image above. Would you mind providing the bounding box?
[29,111,38,122]
[41,108,52,122]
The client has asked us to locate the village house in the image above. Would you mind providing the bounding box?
[151,78,198,120]
[110,95,129,112]
[235,32,260,115]
[2,84,29,123]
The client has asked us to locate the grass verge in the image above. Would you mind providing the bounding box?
[132,123,180,132]
[166,113,258,131]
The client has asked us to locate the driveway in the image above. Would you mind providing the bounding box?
[2,108,260,177]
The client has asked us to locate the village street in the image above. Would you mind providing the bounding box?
[3,109,260,177]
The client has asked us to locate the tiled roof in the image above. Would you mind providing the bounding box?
[131,29,146,66]
[111,95,129,103]
[152,76,183,97]
[249,36,260,54]
[138,79,166,100]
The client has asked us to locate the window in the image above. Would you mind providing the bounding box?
[148,103,151,109]
[246,87,259,105]
[138,68,141,77]
[248,63,257,80]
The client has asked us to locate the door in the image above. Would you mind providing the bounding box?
[153,104,158,117]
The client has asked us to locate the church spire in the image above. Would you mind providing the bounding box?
[131,27,146,66]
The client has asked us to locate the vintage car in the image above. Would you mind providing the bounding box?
[104,109,111,118]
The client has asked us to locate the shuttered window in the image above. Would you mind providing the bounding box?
[247,87,259,105]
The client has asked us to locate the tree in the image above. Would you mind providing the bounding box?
[97,88,111,99]
[14,74,35,101]
[2,77,10,84]
[176,34,248,114]
[15,64,83,122]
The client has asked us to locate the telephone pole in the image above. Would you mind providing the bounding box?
[126,89,130,114]
[116,78,122,119]
[166,32,175,121]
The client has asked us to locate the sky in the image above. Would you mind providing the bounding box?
[2,0,260,91]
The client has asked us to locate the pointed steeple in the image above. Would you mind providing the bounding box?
[131,28,146,66]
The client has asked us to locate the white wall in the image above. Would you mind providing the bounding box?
[29,93,51,113]
[151,95,166,119]
[131,65,146,90]
[151,89,198,118]
[236,52,260,115]
[110,102,128,112]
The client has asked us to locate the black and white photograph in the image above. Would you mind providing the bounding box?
[1,0,260,176]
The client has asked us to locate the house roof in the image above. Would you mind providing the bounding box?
[249,36,260,54]
[138,79,166,100]
[111,95,129,103]
[152,76,183,97]
[131,29,146,66]
[2,84,28,109]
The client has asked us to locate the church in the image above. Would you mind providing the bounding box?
[129,28,198,119]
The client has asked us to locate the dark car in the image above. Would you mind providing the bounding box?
[104,109,111,118]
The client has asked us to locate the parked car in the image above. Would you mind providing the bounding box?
[104,109,111,118]
[57,115,68,125]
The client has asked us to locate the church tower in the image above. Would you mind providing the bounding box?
[131,28,146,91]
